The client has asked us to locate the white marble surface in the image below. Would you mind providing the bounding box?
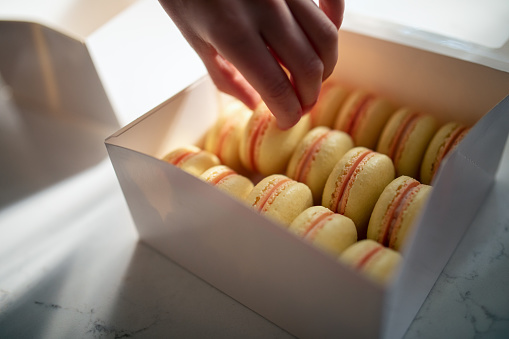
[1,0,509,338]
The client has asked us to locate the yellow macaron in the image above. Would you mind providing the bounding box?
[333,89,395,149]
[286,126,354,204]
[322,147,395,238]
[204,100,252,173]
[420,122,470,185]
[309,81,349,128]
[289,206,357,256]
[377,107,437,180]
[367,176,432,251]
[200,165,254,200]
[340,239,402,285]
[246,174,313,226]
[240,103,311,176]
[162,145,221,176]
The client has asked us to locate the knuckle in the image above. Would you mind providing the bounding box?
[266,76,294,102]
[302,57,324,81]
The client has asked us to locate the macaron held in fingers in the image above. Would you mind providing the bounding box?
[240,102,311,176]
[377,107,438,179]
[333,90,395,149]
[246,174,313,226]
[322,147,395,238]
[162,145,221,176]
[289,206,357,256]
[420,122,470,185]
[200,165,254,200]
[286,126,354,204]
[367,176,432,251]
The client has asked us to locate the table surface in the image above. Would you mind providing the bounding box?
[1,1,509,338]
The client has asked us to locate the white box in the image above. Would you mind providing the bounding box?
[106,30,509,338]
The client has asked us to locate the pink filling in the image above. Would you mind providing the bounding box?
[379,180,420,248]
[343,94,374,136]
[169,150,199,167]
[294,130,330,183]
[389,112,421,166]
[303,210,335,240]
[431,126,469,179]
[357,245,383,270]
[331,150,373,214]
[256,178,292,212]
[247,112,271,173]
[216,120,236,162]
[208,169,236,186]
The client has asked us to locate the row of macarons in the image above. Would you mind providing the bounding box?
[162,145,428,285]
[205,93,470,192]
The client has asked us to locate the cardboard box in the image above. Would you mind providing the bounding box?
[0,20,119,207]
[105,30,509,338]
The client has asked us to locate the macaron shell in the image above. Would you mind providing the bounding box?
[287,127,354,204]
[289,206,357,256]
[367,176,432,250]
[240,104,311,176]
[420,122,467,185]
[322,147,395,238]
[334,90,395,149]
[200,165,254,200]
[340,239,402,285]
[377,108,438,179]
[246,174,313,226]
[391,183,432,251]
[310,84,349,128]
[163,146,221,176]
[204,103,251,173]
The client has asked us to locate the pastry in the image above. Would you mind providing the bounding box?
[309,81,349,128]
[246,174,313,226]
[204,100,251,172]
[340,239,402,285]
[289,206,357,256]
[240,103,311,176]
[286,126,354,204]
[377,107,437,179]
[420,122,470,185]
[367,176,432,251]
[333,90,395,149]
[162,145,220,176]
[200,165,254,200]
[322,147,395,238]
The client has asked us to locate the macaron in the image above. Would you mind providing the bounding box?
[204,100,252,172]
[162,145,221,176]
[240,103,311,176]
[289,206,357,256]
[333,90,395,149]
[246,174,313,226]
[340,239,402,285]
[309,81,349,128]
[322,147,395,238]
[377,107,438,179]
[367,176,432,251]
[286,126,354,204]
[200,165,254,200]
[420,122,470,185]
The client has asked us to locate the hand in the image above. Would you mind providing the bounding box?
[159,0,344,129]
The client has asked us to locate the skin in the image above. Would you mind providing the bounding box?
[158,0,344,130]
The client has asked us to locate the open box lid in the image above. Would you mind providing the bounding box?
[343,1,509,73]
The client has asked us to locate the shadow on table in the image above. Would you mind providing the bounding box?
[101,240,294,338]
[0,21,119,209]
